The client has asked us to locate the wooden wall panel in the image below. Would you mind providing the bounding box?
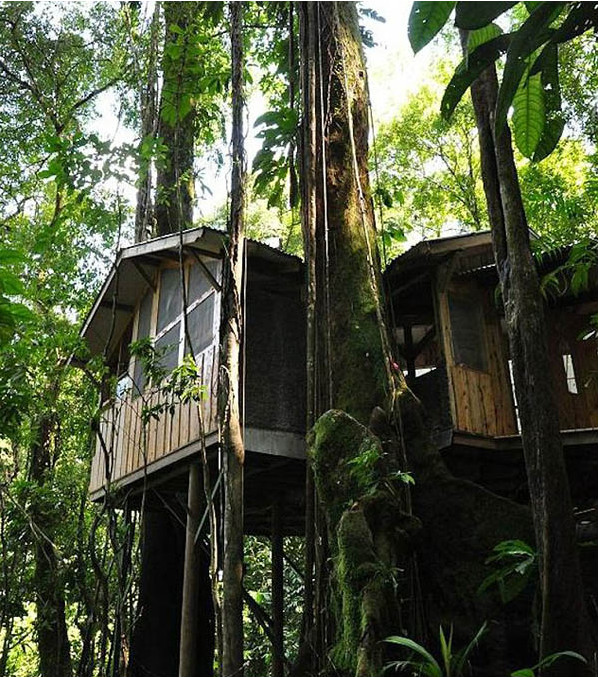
[438,279,517,438]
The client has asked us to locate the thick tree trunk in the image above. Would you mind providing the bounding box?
[129,510,185,677]
[30,415,73,677]
[155,1,196,236]
[317,3,394,425]
[298,5,539,676]
[134,3,160,242]
[220,3,246,676]
[465,43,595,675]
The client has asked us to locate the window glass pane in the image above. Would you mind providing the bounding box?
[185,294,215,356]
[157,268,182,333]
[137,290,153,339]
[133,290,153,394]
[562,353,578,394]
[156,322,181,375]
[448,294,487,371]
[188,259,220,305]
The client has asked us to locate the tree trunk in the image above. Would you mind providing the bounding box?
[465,39,595,675]
[155,1,196,236]
[220,3,246,676]
[134,3,160,242]
[297,5,540,676]
[30,415,73,677]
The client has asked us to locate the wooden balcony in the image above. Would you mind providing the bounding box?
[90,344,218,497]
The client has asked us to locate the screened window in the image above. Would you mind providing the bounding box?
[448,293,487,371]
[131,260,219,394]
[157,268,182,333]
[185,293,215,357]
[133,290,153,393]
[156,322,181,374]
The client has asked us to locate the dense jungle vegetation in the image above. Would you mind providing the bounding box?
[0,2,597,677]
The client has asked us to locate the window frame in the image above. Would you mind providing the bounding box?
[130,256,221,396]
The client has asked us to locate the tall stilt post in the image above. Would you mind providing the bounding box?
[271,498,284,677]
[179,463,202,677]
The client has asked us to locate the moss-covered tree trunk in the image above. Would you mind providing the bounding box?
[155,1,196,236]
[465,47,595,676]
[299,5,414,675]
[298,5,538,677]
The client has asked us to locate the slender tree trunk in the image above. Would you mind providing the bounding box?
[465,39,595,675]
[155,1,196,236]
[220,4,246,676]
[298,1,318,652]
[30,415,73,677]
[134,3,160,242]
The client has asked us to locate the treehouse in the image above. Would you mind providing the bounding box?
[384,230,598,503]
[81,226,306,533]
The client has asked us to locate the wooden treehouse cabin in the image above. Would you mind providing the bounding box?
[80,227,306,677]
[83,226,306,523]
[384,230,598,504]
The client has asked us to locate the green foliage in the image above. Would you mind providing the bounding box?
[511,651,587,677]
[252,107,299,208]
[455,2,518,30]
[414,1,598,160]
[385,622,488,676]
[375,60,487,251]
[441,34,511,122]
[408,2,456,54]
[478,539,536,603]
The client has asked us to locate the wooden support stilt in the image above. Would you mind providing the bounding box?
[271,498,284,677]
[179,463,202,677]
[404,324,416,383]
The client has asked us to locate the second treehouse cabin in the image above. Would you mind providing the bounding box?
[385,230,598,504]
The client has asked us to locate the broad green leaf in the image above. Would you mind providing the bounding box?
[549,3,598,44]
[512,65,545,158]
[385,636,443,677]
[455,2,517,30]
[467,23,503,53]
[524,1,542,12]
[495,3,566,135]
[441,34,511,121]
[511,669,534,677]
[532,44,565,162]
[408,2,455,54]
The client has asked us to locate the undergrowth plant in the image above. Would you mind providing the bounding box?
[384,622,487,676]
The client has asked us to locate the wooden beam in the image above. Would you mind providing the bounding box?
[390,270,429,298]
[412,326,436,359]
[99,301,134,313]
[185,246,222,292]
[271,498,284,677]
[132,260,157,292]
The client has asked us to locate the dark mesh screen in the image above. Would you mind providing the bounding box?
[448,293,487,371]
[157,268,182,333]
[156,322,181,375]
[188,259,219,305]
[185,294,215,356]
[133,290,153,393]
